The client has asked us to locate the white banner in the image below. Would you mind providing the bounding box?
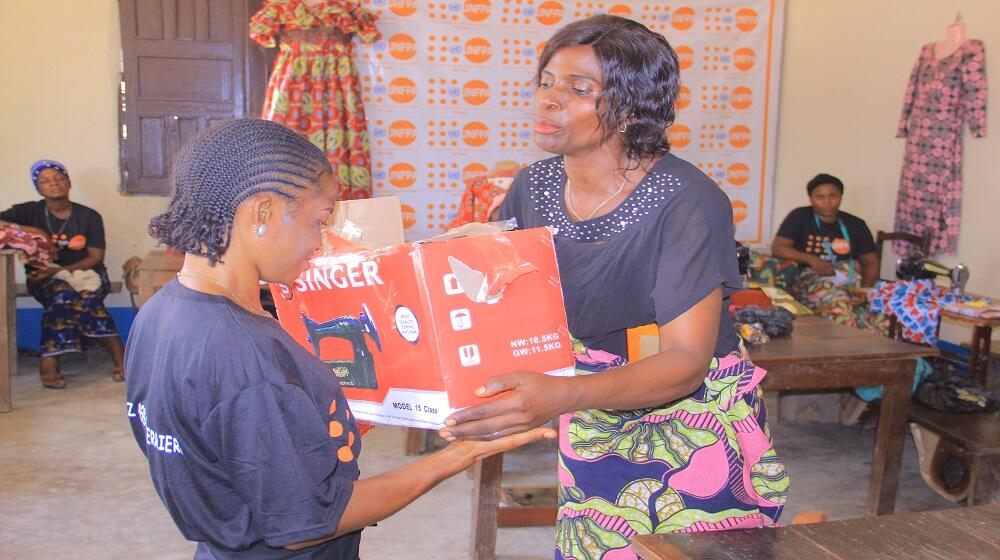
[355,0,784,243]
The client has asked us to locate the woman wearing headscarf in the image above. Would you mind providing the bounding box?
[0,160,124,388]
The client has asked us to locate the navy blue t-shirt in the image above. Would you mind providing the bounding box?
[775,206,877,263]
[125,280,361,559]
[500,153,741,359]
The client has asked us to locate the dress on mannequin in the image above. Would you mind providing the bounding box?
[250,0,380,200]
[894,18,987,255]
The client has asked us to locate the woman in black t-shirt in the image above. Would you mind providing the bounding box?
[771,173,888,332]
[0,160,124,388]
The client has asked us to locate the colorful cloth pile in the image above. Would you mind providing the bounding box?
[0,224,54,268]
[867,279,984,345]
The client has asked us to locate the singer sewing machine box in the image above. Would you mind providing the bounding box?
[271,210,574,429]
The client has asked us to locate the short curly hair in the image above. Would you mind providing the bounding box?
[149,119,331,265]
[536,14,681,162]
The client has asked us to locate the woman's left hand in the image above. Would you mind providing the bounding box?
[439,371,574,441]
[27,266,59,280]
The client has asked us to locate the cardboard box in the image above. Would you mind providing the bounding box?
[271,203,574,429]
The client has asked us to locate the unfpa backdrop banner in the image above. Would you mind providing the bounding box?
[355,0,785,243]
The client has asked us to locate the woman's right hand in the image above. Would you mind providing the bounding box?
[810,255,836,276]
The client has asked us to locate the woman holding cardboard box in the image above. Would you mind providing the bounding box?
[440,15,788,559]
[124,119,554,559]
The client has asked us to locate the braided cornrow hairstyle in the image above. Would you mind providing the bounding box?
[150,119,332,264]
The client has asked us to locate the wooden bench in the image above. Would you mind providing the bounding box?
[15,281,123,297]
[910,403,1000,505]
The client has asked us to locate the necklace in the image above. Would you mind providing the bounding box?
[565,172,629,221]
[44,206,73,246]
[176,270,273,319]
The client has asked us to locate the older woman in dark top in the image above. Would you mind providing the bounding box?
[441,16,787,559]
[0,160,124,388]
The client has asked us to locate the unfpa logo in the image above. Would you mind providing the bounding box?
[608,4,632,16]
[731,86,752,110]
[389,34,417,60]
[676,85,692,110]
[388,77,417,103]
[727,163,750,186]
[736,8,758,32]
[675,46,694,70]
[389,0,417,17]
[671,7,695,30]
[389,162,417,188]
[388,120,417,146]
[464,37,492,63]
[536,1,565,25]
[733,47,756,71]
[729,125,751,148]
[668,123,691,149]
[400,203,416,229]
[462,80,491,105]
[462,122,490,147]
[732,200,748,223]
[463,0,491,22]
[463,163,488,183]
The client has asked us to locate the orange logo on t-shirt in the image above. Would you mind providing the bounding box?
[536,1,565,25]
[675,46,695,70]
[675,85,692,110]
[389,162,417,188]
[671,7,695,30]
[464,37,492,63]
[388,120,417,146]
[389,0,417,17]
[462,122,490,147]
[668,123,691,148]
[463,0,491,21]
[831,238,851,255]
[388,77,417,103]
[400,204,416,229]
[388,34,417,60]
[735,8,758,32]
[733,47,756,71]
[67,234,87,251]
[462,80,491,105]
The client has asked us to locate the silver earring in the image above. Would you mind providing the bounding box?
[254,224,268,237]
[618,122,628,133]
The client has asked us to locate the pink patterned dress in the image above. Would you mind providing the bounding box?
[895,40,987,256]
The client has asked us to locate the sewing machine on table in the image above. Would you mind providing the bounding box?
[302,303,383,389]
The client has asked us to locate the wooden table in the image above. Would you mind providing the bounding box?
[939,309,999,386]
[469,317,937,559]
[1,251,15,413]
[631,503,1000,559]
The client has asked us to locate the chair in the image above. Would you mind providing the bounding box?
[875,231,930,339]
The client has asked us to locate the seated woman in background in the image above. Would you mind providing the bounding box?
[771,173,887,332]
[0,160,124,388]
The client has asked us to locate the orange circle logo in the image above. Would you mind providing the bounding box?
[389,162,417,188]
[462,80,491,105]
[400,203,416,229]
[676,85,692,110]
[463,0,491,21]
[463,163,488,183]
[731,86,753,110]
[732,200,748,223]
[608,4,632,16]
[675,46,694,70]
[668,124,691,149]
[729,125,751,148]
[464,37,492,63]
[671,7,695,30]
[389,34,417,60]
[831,238,851,255]
[536,1,565,25]
[462,122,490,147]
[388,77,417,103]
[733,47,756,71]
[388,120,417,146]
[389,0,417,17]
[727,163,750,186]
[735,8,758,32]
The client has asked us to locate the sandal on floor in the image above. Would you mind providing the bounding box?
[112,367,125,383]
[40,372,67,389]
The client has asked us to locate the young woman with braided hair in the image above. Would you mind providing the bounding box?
[125,119,553,559]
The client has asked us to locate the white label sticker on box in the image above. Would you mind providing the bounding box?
[450,309,472,331]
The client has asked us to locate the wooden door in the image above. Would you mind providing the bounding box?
[119,0,268,195]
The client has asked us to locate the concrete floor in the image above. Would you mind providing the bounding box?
[0,352,957,559]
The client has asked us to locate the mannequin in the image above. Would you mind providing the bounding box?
[934,12,966,60]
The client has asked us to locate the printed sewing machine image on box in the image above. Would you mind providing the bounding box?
[271,225,574,429]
